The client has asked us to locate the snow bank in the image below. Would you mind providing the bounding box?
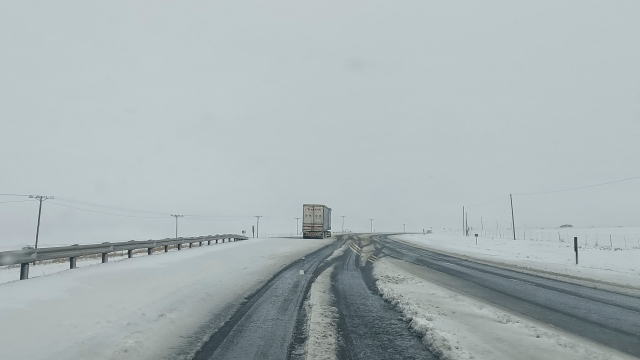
[323,240,351,264]
[305,264,338,360]
[394,232,640,290]
[373,258,636,360]
[0,238,333,360]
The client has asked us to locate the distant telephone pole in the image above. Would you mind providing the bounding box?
[171,215,183,238]
[255,216,262,238]
[341,216,345,232]
[370,219,373,233]
[462,206,465,236]
[465,212,468,236]
[403,224,406,233]
[510,194,516,240]
[295,217,300,235]
[29,195,54,249]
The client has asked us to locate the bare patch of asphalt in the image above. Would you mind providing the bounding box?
[331,239,437,360]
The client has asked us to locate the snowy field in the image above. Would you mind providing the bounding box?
[467,226,640,249]
[373,258,637,360]
[0,237,333,360]
[393,229,640,290]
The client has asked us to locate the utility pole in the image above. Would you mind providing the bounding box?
[510,194,516,240]
[295,217,300,235]
[171,215,183,238]
[29,195,54,249]
[462,206,465,236]
[465,212,468,236]
[255,216,262,238]
[341,216,345,233]
[403,224,406,233]
[370,219,373,233]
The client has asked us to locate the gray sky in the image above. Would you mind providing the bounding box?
[1,1,639,247]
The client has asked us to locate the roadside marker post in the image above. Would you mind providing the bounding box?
[574,237,578,265]
[475,233,478,245]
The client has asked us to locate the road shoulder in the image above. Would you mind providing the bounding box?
[374,257,637,360]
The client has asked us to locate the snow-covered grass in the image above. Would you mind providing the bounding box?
[0,238,333,360]
[373,258,637,360]
[394,231,640,290]
[304,264,338,360]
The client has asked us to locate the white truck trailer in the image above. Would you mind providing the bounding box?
[302,204,332,239]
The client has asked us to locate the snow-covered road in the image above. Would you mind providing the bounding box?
[374,257,638,360]
[193,240,341,359]
[0,237,333,360]
[372,234,640,359]
[5,233,636,360]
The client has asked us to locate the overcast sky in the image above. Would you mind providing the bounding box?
[1,1,639,247]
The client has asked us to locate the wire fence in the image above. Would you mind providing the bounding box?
[476,229,640,249]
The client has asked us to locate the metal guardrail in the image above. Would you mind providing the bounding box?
[0,234,248,280]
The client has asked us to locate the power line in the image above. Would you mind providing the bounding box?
[55,198,173,216]
[466,195,510,207]
[0,199,36,204]
[48,201,167,218]
[54,198,255,219]
[0,193,31,197]
[56,198,293,219]
[183,214,255,219]
[514,174,640,196]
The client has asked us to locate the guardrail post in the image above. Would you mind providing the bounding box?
[148,248,153,255]
[127,250,133,258]
[20,263,29,280]
[70,257,76,269]
[215,239,218,244]
[199,241,202,247]
[164,245,168,252]
[208,240,211,245]
[178,244,182,250]
[189,243,193,248]
[102,253,108,263]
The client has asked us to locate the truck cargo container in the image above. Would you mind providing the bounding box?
[302,204,332,239]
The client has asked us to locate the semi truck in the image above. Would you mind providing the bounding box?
[302,204,332,239]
